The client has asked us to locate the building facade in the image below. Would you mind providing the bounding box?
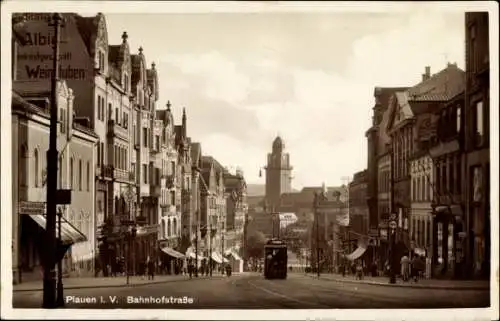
[12,80,98,283]
[348,170,369,238]
[409,152,434,277]
[223,169,248,271]
[464,12,490,279]
[265,136,293,210]
[386,64,465,253]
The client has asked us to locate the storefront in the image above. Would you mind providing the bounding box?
[432,205,465,279]
[19,211,86,283]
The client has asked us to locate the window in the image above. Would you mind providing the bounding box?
[474,101,484,146]
[60,108,66,133]
[456,106,461,133]
[143,128,148,147]
[155,136,160,151]
[412,178,416,201]
[171,161,176,176]
[100,142,104,165]
[69,157,74,189]
[156,168,160,185]
[115,107,119,124]
[143,164,148,184]
[420,176,425,202]
[34,149,39,187]
[78,159,82,191]
[97,96,101,121]
[58,158,63,189]
[170,191,175,205]
[86,161,90,191]
[167,220,171,237]
[107,103,112,120]
[416,177,420,202]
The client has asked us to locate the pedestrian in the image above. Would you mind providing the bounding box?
[355,261,363,280]
[148,257,155,280]
[400,253,410,282]
[188,259,193,279]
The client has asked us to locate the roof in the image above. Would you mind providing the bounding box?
[73,14,98,55]
[12,81,52,96]
[373,87,409,111]
[408,64,465,102]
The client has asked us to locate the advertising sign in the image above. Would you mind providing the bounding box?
[16,13,94,83]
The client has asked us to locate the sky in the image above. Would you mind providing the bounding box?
[99,6,465,189]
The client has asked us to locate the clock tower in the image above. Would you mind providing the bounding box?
[265,136,293,211]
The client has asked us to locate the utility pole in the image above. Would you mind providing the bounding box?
[43,13,63,309]
[314,193,320,278]
[195,210,199,278]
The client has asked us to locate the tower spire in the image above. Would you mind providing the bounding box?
[182,107,187,137]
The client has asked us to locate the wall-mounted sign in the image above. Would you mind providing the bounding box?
[19,201,46,215]
[16,13,94,82]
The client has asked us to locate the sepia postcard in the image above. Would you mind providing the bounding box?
[1,1,498,320]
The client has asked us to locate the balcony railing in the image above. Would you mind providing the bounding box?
[113,168,129,182]
[107,119,128,140]
[101,165,113,178]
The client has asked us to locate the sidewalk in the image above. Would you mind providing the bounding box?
[306,273,490,291]
[13,274,221,292]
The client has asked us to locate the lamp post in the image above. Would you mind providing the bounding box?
[56,206,64,307]
[389,144,397,284]
[43,13,63,309]
[314,193,320,278]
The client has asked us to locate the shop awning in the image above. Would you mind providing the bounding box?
[28,214,86,245]
[161,247,185,259]
[186,251,204,261]
[225,249,242,261]
[344,246,367,261]
[211,252,223,263]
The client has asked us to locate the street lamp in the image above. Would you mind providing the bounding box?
[43,12,64,309]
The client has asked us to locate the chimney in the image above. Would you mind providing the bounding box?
[422,66,431,81]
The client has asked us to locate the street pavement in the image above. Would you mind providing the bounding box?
[12,272,490,309]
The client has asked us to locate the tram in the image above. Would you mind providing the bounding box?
[264,239,287,279]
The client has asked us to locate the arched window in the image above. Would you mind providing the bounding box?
[69,157,74,189]
[167,219,171,238]
[34,148,39,187]
[19,145,28,187]
[86,161,90,191]
[78,159,82,191]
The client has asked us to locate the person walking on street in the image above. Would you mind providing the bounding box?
[400,253,410,282]
[147,257,155,280]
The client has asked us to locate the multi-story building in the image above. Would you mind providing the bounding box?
[129,47,160,268]
[174,108,192,252]
[199,156,226,267]
[154,102,185,272]
[463,12,490,279]
[386,64,465,254]
[348,170,369,238]
[223,169,247,271]
[366,87,408,236]
[428,90,466,279]
[189,142,202,251]
[13,12,113,279]
[409,151,434,277]
[12,80,98,283]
